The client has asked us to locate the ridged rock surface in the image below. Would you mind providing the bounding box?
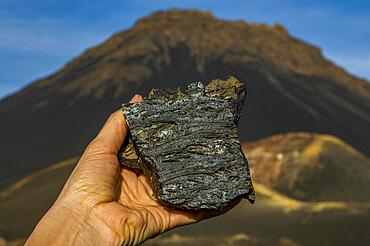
[119,77,255,210]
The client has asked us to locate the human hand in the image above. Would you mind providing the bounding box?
[26,94,239,246]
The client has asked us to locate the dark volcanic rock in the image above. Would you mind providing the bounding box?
[119,76,255,210]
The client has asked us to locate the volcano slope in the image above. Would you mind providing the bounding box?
[0,9,369,189]
[1,133,370,245]
[244,132,370,202]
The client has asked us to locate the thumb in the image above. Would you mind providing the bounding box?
[84,94,143,158]
[57,94,143,202]
[87,95,143,155]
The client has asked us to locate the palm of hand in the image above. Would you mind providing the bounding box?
[54,95,201,245]
[63,147,200,246]
[97,165,199,245]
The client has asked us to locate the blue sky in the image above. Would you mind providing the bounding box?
[1,0,370,99]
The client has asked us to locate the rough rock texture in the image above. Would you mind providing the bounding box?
[119,76,255,210]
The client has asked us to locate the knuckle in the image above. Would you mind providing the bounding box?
[86,138,111,154]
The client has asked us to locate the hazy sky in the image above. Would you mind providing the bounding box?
[1,0,369,99]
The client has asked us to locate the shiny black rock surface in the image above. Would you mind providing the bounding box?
[119,76,255,210]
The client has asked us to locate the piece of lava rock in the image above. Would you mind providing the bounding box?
[118,76,255,210]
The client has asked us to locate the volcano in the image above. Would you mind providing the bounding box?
[0,9,369,188]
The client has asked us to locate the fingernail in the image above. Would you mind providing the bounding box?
[130,94,143,103]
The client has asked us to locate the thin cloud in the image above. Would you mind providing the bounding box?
[0,18,109,55]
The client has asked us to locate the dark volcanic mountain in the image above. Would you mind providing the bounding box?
[0,9,369,188]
